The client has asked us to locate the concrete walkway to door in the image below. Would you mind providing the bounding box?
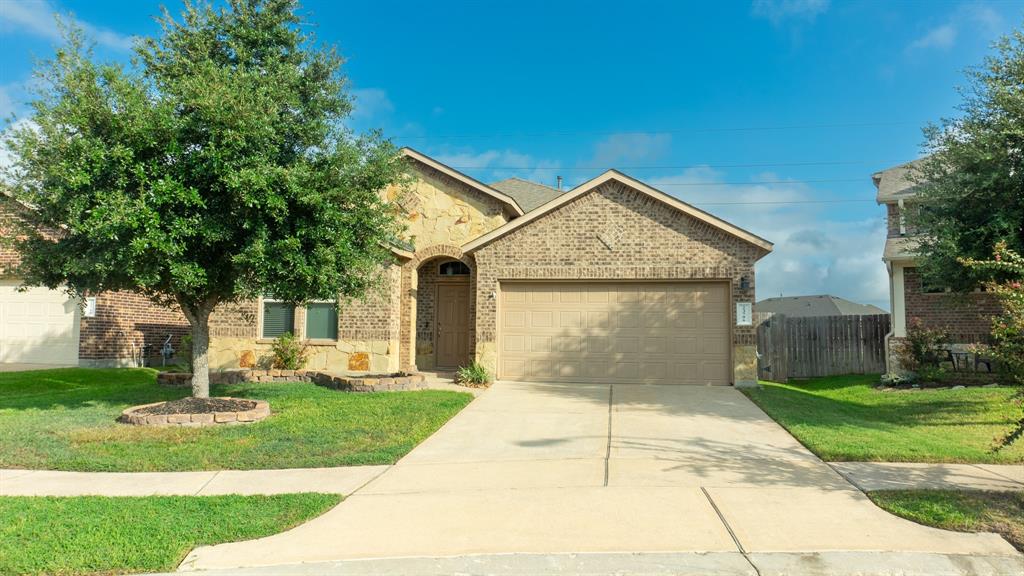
[181,381,1023,575]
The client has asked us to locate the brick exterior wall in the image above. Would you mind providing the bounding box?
[0,196,27,275]
[903,267,1001,344]
[470,180,763,383]
[886,203,901,237]
[79,291,189,363]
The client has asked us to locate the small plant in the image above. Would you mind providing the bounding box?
[455,361,491,387]
[270,333,308,370]
[893,318,950,372]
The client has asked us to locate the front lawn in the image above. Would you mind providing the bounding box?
[0,368,472,471]
[869,490,1024,552]
[743,374,1024,463]
[0,493,340,575]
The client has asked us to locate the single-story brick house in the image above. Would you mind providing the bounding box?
[209,148,773,386]
[874,159,1002,372]
[2,148,772,385]
[0,195,189,367]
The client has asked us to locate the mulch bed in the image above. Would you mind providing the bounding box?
[133,397,257,415]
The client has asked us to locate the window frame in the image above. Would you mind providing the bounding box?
[439,260,471,277]
[304,299,340,341]
[260,296,297,339]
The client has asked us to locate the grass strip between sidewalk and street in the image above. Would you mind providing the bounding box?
[0,493,342,575]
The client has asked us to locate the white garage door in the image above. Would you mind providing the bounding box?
[0,280,80,365]
[499,281,731,385]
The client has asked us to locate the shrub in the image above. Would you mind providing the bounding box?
[270,333,308,370]
[455,362,491,387]
[962,242,1024,387]
[893,318,949,372]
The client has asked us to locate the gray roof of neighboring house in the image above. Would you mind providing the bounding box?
[755,295,888,317]
[873,157,930,204]
[489,178,564,212]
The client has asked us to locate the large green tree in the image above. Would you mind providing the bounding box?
[911,28,1024,291]
[2,0,405,398]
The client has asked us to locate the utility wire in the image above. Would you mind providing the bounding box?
[396,120,924,140]
[448,160,887,171]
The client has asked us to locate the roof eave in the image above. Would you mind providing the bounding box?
[463,170,774,255]
[399,147,525,216]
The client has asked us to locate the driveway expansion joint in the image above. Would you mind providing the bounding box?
[701,485,762,576]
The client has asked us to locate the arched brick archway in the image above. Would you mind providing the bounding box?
[399,245,476,371]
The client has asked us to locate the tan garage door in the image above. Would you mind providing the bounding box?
[499,282,730,385]
[0,281,80,365]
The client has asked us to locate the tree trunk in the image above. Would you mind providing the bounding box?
[190,311,212,398]
[179,300,214,399]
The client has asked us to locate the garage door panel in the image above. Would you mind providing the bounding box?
[499,282,731,385]
[0,283,79,365]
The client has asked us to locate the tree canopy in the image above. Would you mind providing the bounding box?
[911,27,1024,291]
[2,0,406,397]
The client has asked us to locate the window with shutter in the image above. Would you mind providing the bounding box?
[305,302,338,340]
[262,301,295,338]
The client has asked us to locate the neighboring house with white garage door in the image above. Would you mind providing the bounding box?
[207,148,773,386]
[0,195,189,367]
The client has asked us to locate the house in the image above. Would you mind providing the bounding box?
[755,295,887,318]
[208,148,774,386]
[0,194,190,367]
[874,159,1002,371]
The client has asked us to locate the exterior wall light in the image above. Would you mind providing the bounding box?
[739,276,750,290]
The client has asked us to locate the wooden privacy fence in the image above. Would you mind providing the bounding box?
[755,313,890,381]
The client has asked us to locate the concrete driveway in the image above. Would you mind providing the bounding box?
[181,382,1022,575]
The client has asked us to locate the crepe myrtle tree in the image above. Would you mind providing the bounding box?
[2,0,406,398]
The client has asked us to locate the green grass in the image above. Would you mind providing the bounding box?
[0,368,472,471]
[743,374,1024,463]
[869,490,1024,551]
[0,493,341,575]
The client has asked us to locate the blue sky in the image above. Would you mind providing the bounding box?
[2,0,1021,309]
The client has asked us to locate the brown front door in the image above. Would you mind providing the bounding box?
[436,283,471,368]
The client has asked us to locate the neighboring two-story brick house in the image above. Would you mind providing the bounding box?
[208,148,774,386]
[874,159,1002,372]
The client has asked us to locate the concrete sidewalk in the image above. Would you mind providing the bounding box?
[179,382,1023,575]
[831,462,1024,492]
[0,466,387,496]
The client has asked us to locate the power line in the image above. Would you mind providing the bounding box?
[691,199,876,206]
[396,120,924,140]
[652,178,863,187]
[448,160,886,171]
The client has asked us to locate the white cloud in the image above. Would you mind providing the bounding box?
[349,88,394,120]
[648,167,890,309]
[588,133,672,167]
[908,24,957,51]
[431,148,562,188]
[751,0,830,25]
[906,3,1005,53]
[0,0,134,51]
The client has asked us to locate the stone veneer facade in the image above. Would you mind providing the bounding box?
[469,180,764,385]
[207,157,514,373]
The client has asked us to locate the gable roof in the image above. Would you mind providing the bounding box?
[462,169,774,254]
[490,178,564,212]
[400,148,524,216]
[755,295,887,317]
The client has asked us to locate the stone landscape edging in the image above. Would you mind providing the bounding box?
[118,398,270,427]
[158,369,429,392]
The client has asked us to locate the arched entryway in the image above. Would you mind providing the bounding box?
[399,245,476,372]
